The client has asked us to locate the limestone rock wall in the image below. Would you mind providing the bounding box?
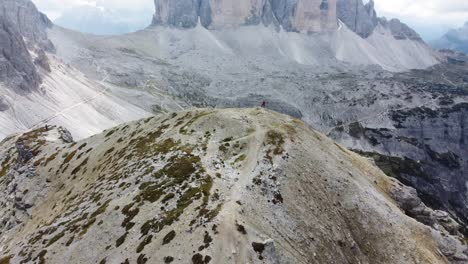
[0,0,53,92]
[152,0,338,32]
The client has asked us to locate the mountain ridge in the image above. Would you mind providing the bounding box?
[151,0,424,43]
[0,108,466,263]
[1,0,468,254]
[433,22,468,54]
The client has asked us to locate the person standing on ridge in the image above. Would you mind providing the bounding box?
[261,101,266,108]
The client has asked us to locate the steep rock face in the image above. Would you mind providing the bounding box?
[152,0,338,32]
[381,18,422,41]
[387,104,468,225]
[152,0,200,28]
[271,0,337,32]
[327,65,468,234]
[0,16,40,91]
[0,108,463,263]
[201,0,270,29]
[336,0,422,41]
[0,0,53,92]
[336,0,377,37]
[0,0,53,50]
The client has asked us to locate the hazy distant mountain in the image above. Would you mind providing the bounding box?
[433,22,468,53]
[54,6,153,35]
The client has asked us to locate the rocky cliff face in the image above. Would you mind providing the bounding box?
[0,0,52,50]
[357,102,468,231]
[336,0,422,40]
[152,0,338,32]
[0,16,40,91]
[0,0,53,92]
[336,0,377,37]
[0,109,466,263]
[152,0,423,40]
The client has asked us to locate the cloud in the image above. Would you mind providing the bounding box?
[32,0,154,20]
[32,0,468,40]
[373,0,468,39]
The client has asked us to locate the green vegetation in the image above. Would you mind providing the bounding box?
[154,155,200,185]
[133,124,170,155]
[138,182,165,203]
[137,254,148,264]
[0,158,11,178]
[266,130,285,162]
[0,255,11,264]
[234,154,247,164]
[140,175,214,236]
[236,222,247,235]
[252,242,265,260]
[46,230,65,247]
[71,157,89,175]
[161,193,175,203]
[90,200,110,218]
[164,256,174,263]
[153,139,178,154]
[179,111,211,135]
[121,203,140,230]
[116,232,128,247]
[162,230,176,245]
[105,129,116,138]
[36,250,47,264]
[104,147,115,156]
[136,235,153,253]
[192,254,211,264]
[64,150,77,163]
[218,144,228,153]
[79,217,96,236]
[222,137,233,143]
[44,152,59,166]
[78,143,87,150]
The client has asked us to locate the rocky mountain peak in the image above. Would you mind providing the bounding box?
[151,0,423,43]
[152,0,338,32]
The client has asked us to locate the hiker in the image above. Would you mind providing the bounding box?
[261,101,266,108]
[45,125,49,131]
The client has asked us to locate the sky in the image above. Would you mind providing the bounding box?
[31,0,468,41]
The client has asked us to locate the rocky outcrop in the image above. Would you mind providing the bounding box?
[0,127,74,237]
[388,178,468,262]
[0,16,40,91]
[0,0,53,50]
[344,100,468,236]
[152,0,338,32]
[0,0,53,91]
